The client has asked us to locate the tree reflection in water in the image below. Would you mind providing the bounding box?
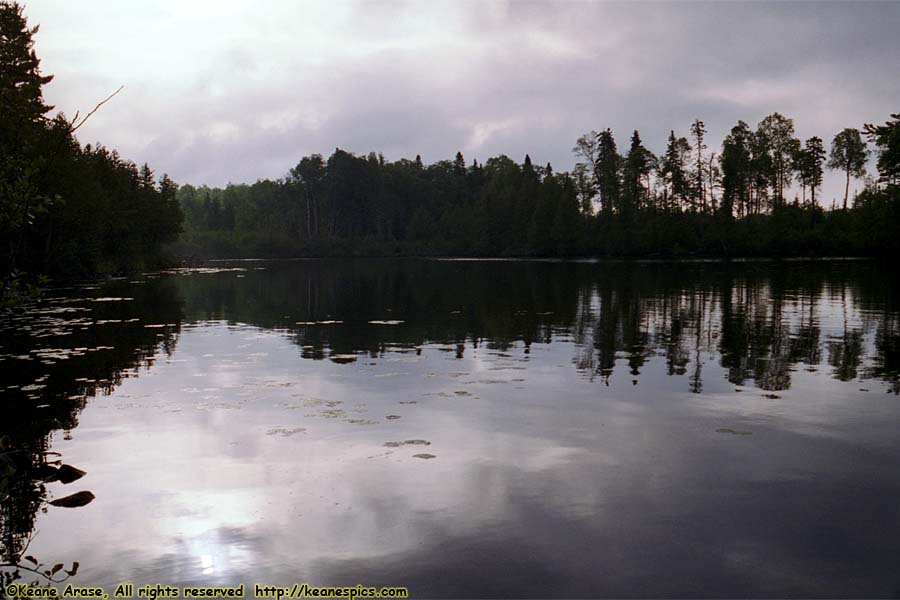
[0,259,897,592]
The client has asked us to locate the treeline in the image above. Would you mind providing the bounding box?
[0,2,182,303]
[178,112,899,259]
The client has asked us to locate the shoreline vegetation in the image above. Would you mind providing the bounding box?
[2,1,899,307]
[172,115,899,261]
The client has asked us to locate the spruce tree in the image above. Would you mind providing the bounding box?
[797,136,825,205]
[0,1,53,149]
[595,129,621,215]
[690,119,707,212]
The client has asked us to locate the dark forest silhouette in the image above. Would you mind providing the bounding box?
[1,2,181,307]
[176,118,898,260]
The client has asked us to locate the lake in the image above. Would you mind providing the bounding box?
[1,259,898,598]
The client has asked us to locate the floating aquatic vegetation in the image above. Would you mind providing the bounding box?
[29,306,91,315]
[156,267,248,276]
[262,380,295,388]
[716,428,753,435]
[412,453,436,459]
[31,348,77,360]
[330,354,357,364]
[266,427,306,437]
[315,409,346,419]
[279,396,340,410]
[366,451,394,459]
[383,439,430,448]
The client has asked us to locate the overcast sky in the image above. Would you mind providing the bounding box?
[23,0,900,203]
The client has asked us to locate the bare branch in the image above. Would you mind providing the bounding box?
[69,85,124,134]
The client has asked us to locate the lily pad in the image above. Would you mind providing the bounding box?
[383,439,430,448]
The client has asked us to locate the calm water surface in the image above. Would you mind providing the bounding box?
[1,259,899,598]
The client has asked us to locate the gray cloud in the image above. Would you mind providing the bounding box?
[23,0,900,202]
